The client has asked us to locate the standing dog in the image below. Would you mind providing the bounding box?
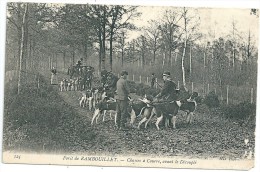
[138,92,198,130]
[79,89,93,108]
[91,97,142,127]
[60,79,66,91]
[60,79,69,91]
[140,100,180,130]
[91,99,117,126]
[179,92,198,124]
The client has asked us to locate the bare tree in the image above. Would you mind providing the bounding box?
[144,20,161,64]
[135,35,148,67]
[159,9,182,65]
[116,31,127,66]
[179,7,201,89]
[17,3,28,94]
[107,6,139,71]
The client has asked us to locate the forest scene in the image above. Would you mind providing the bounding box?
[3,2,259,168]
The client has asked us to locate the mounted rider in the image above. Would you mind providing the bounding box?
[76,58,83,75]
[76,58,82,68]
[84,66,94,90]
[154,71,178,102]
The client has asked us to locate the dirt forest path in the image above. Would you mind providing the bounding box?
[53,72,139,156]
[43,71,254,159]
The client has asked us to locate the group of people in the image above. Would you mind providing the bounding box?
[51,60,182,130]
[114,70,179,130]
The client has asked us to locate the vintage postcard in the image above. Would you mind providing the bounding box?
[1,0,259,171]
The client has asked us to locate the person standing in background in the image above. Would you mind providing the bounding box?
[51,67,57,85]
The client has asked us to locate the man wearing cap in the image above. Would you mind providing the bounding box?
[115,70,130,130]
[155,71,177,101]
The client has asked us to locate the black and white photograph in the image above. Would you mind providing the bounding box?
[1,0,259,171]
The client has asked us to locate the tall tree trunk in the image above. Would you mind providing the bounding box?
[63,51,66,69]
[32,38,35,71]
[17,30,21,72]
[109,33,113,71]
[55,53,58,68]
[169,48,172,66]
[181,40,187,89]
[98,30,102,72]
[101,9,106,70]
[153,50,156,64]
[29,35,32,70]
[23,18,28,71]
[72,49,75,66]
[189,44,192,82]
[18,3,28,94]
[121,48,124,67]
[84,42,88,63]
[181,7,188,90]
[233,47,236,72]
[49,56,51,69]
[141,35,145,67]
[218,70,223,101]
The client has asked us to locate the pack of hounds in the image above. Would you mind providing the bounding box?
[59,76,199,131]
[57,72,254,159]
[60,77,90,91]
[81,88,199,131]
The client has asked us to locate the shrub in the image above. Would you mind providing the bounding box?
[144,87,160,97]
[222,101,256,120]
[195,95,204,104]
[135,83,146,96]
[128,81,136,93]
[3,74,96,152]
[204,91,220,108]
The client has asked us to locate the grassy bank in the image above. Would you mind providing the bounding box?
[3,74,96,154]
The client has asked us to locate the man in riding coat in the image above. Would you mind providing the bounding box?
[115,70,130,130]
[154,71,177,102]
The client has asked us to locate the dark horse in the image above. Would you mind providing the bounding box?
[69,66,82,79]
[83,67,94,90]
